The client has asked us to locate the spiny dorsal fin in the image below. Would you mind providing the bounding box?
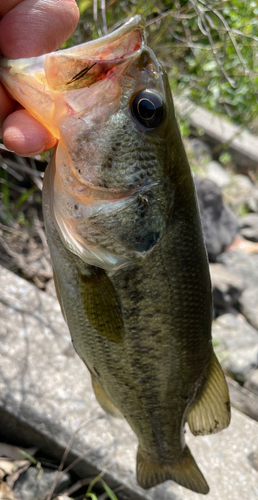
[79,268,125,344]
[91,375,124,419]
[187,352,231,436]
[137,445,209,494]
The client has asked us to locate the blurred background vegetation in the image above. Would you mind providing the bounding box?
[0,0,258,285]
[65,0,258,132]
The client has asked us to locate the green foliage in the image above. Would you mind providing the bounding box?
[0,164,37,224]
[71,0,258,131]
[86,473,118,500]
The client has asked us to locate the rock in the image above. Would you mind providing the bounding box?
[194,177,239,261]
[186,138,212,162]
[239,213,258,242]
[209,263,244,312]
[212,313,258,351]
[217,251,258,288]
[221,345,258,383]
[223,174,258,214]
[226,234,258,254]
[226,376,258,422]
[206,161,230,188]
[244,369,258,394]
[13,468,71,500]
[239,286,258,331]
[1,266,258,500]
[174,96,258,172]
[56,497,72,500]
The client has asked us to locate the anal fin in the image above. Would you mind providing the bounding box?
[137,445,209,494]
[91,375,124,419]
[187,351,231,436]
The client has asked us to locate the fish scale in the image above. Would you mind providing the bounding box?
[0,15,230,494]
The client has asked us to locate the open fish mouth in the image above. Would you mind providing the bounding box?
[0,16,145,137]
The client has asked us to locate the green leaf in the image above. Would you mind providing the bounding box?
[12,186,36,215]
[78,0,92,14]
[86,473,104,494]
[18,449,38,465]
[86,494,98,500]
[100,480,118,500]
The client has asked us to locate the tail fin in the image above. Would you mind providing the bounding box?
[136,445,209,494]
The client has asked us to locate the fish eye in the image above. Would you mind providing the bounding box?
[131,90,164,129]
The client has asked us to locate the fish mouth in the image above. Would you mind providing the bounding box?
[0,16,146,137]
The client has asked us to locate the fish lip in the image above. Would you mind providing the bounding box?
[0,15,145,74]
[58,15,146,59]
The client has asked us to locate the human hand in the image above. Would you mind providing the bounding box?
[0,0,79,156]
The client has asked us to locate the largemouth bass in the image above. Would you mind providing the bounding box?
[0,16,230,494]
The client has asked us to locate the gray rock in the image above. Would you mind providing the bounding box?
[1,267,258,500]
[209,263,244,311]
[13,468,71,500]
[187,138,212,162]
[194,178,239,261]
[218,251,258,288]
[174,96,258,172]
[244,369,258,394]
[212,313,258,351]
[223,174,258,213]
[221,345,258,383]
[239,213,258,242]
[239,286,258,331]
[206,161,230,188]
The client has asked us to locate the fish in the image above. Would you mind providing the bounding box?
[0,15,230,494]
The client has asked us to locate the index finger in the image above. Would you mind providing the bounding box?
[0,0,79,147]
[0,0,80,58]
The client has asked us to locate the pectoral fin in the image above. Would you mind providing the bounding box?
[187,352,231,436]
[79,268,125,344]
[91,375,124,419]
[137,445,209,494]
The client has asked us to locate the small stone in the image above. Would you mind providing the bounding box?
[233,174,254,190]
[239,213,258,242]
[217,251,258,288]
[221,345,258,383]
[209,263,244,311]
[223,175,258,213]
[239,286,258,331]
[194,177,239,261]
[13,468,71,500]
[212,313,258,351]
[206,161,230,188]
[55,497,72,500]
[244,369,258,394]
[187,138,212,162]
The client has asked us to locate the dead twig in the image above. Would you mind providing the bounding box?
[101,0,108,35]
[61,476,97,497]
[46,419,92,500]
